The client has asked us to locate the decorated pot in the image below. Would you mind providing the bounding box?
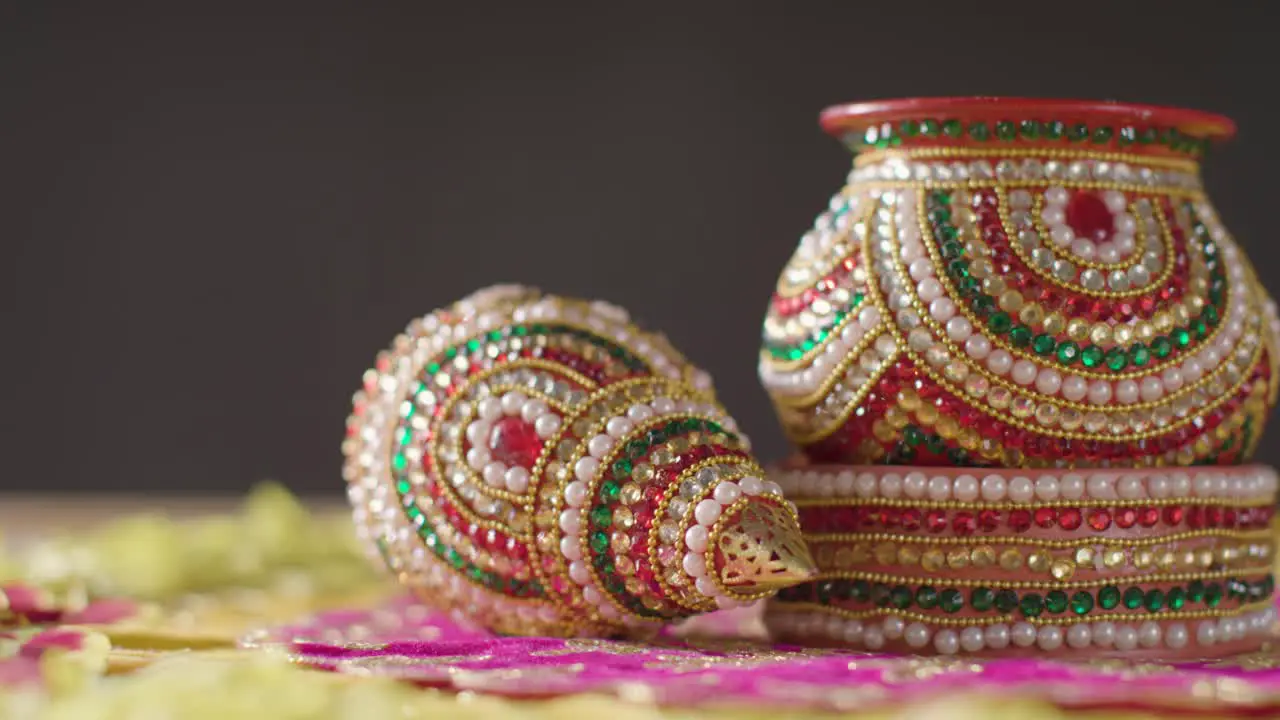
[344,285,814,638]
[759,98,1280,468]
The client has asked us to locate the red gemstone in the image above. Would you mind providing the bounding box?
[926,510,948,533]
[1088,509,1112,531]
[1009,509,1032,533]
[953,512,977,536]
[1186,506,1205,529]
[1116,508,1138,529]
[1206,506,1224,528]
[1224,509,1238,528]
[1058,508,1082,531]
[881,508,901,529]
[1066,191,1114,242]
[487,416,543,469]
[978,509,1001,532]
[900,508,922,531]
[1163,506,1185,526]
[1034,507,1058,528]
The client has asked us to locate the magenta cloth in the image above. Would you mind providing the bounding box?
[241,595,1280,715]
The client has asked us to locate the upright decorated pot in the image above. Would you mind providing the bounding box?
[760,98,1280,468]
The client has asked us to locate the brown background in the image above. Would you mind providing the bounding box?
[3,2,1277,495]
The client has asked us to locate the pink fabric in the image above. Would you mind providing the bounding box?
[249,595,1280,716]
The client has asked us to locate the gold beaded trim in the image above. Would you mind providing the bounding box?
[802,528,1275,548]
[791,496,1274,509]
[853,147,1201,172]
[813,566,1272,590]
[770,599,1272,628]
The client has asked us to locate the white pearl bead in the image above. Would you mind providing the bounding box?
[1007,476,1034,503]
[965,334,992,360]
[587,434,615,458]
[626,404,654,422]
[877,473,901,498]
[1045,186,1069,205]
[882,616,905,640]
[1087,474,1116,499]
[1166,623,1189,649]
[504,466,530,493]
[694,499,722,526]
[521,400,549,423]
[862,626,885,650]
[1034,475,1060,501]
[1066,624,1092,649]
[1161,367,1183,392]
[1061,375,1088,402]
[1042,205,1066,225]
[1114,626,1139,651]
[1182,357,1204,383]
[1049,224,1074,247]
[1070,238,1096,260]
[980,474,1007,501]
[1138,621,1162,648]
[1037,626,1064,650]
[535,414,561,438]
[960,627,985,653]
[928,476,952,501]
[984,624,1010,649]
[560,536,581,560]
[842,620,864,644]
[574,457,599,483]
[558,510,581,535]
[1197,622,1218,647]
[1088,380,1113,405]
[908,257,933,281]
[917,278,943,303]
[854,473,877,498]
[465,421,491,446]
[1098,243,1121,264]
[1139,377,1164,402]
[1103,190,1127,213]
[987,350,1013,376]
[564,481,588,507]
[1115,379,1139,405]
[946,316,973,342]
[1035,369,1062,396]
[605,417,634,437]
[1117,475,1144,499]
[930,297,957,322]
[904,622,930,648]
[1011,623,1037,647]
[694,577,719,597]
[466,447,491,471]
[1011,359,1038,386]
[477,397,503,420]
[903,471,928,499]
[483,462,507,488]
[1092,622,1115,647]
[952,474,979,502]
[1193,473,1215,497]
[834,470,856,496]
[685,525,708,552]
[1059,473,1085,500]
[651,397,676,413]
[933,629,960,655]
[713,482,742,505]
[738,476,764,495]
[1115,212,1137,234]
[1169,472,1191,496]
[568,561,590,585]
[500,392,528,415]
[682,552,706,577]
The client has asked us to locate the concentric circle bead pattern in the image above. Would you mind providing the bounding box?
[344,286,815,637]
[760,151,1280,468]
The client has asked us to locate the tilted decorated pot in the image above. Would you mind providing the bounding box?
[759,98,1280,468]
[344,285,814,637]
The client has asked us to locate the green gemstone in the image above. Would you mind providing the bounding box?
[1118,126,1137,146]
[899,119,920,137]
[945,447,969,464]
[1129,343,1151,367]
[589,505,612,528]
[600,481,621,502]
[1091,126,1114,144]
[425,362,441,374]
[1099,585,1121,610]
[903,425,925,447]
[1080,345,1104,368]
[995,120,1016,140]
[971,587,995,612]
[939,225,959,241]
[924,434,946,454]
[939,588,964,613]
[1105,347,1128,372]
[1188,580,1205,603]
[940,241,965,259]
[1144,588,1165,613]
[1068,123,1089,142]
[920,119,940,137]
[1046,590,1068,614]
[391,453,407,472]
[1020,593,1044,618]
[969,122,990,141]
[465,339,481,353]
[932,191,953,205]
[589,531,609,554]
[1009,325,1033,348]
[995,589,1019,613]
[1071,591,1095,615]
[929,207,952,225]
[1044,120,1065,140]
[1167,587,1186,611]
[1019,119,1041,139]
[626,439,647,458]
[1139,127,1158,144]
[1203,305,1220,327]
[872,583,891,607]
[1192,318,1208,339]
[891,585,913,609]
[1123,586,1144,610]
[1032,333,1056,356]
[612,459,633,478]
[915,586,939,609]
[1056,341,1081,366]
[971,294,996,314]
[988,312,1013,334]
[1151,336,1173,359]
[396,479,411,494]
[948,259,970,278]
[943,119,964,137]
[1173,327,1192,347]
[852,580,871,603]
[958,277,980,295]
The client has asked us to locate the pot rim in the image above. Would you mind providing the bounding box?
[820,97,1235,142]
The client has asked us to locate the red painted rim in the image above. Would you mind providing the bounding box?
[820,97,1235,142]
